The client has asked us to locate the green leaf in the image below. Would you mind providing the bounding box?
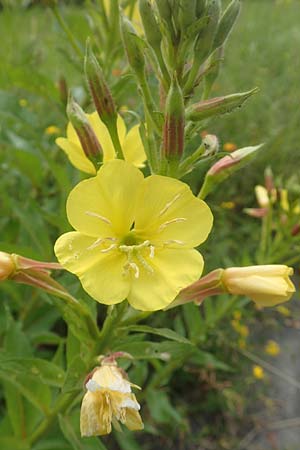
[125,325,191,344]
[146,389,182,425]
[58,415,84,450]
[0,437,29,450]
[62,355,88,393]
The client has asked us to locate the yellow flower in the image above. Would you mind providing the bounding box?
[19,98,28,107]
[222,265,295,307]
[252,365,264,380]
[54,160,213,311]
[264,340,280,357]
[280,189,290,212]
[56,112,146,175]
[221,201,235,209]
[45,125,60,135]
[80,362,143,436]
[223,142,237,152]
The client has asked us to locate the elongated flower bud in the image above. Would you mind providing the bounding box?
[212,0,241,52]
[163,75,185,161]
[194,0,221,64]
[186,88,258,121]
[121,15,145,79]
[139,0,162,51]
[155,0,173,32]
[198,145,263,199]
[0,252,16,281]
[67,97,102,168]
[255,185,269,208]
[222,265,295,307]
[178,0,197,30]
[84,42,117,126]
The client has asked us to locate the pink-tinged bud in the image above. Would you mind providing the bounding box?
[186,88,258,122]
[57,76,68,106]
[264,166,274,193]
[166,269,225,308]
[255,185,269,208]
[84,41,117,126]
[198,144,263,199]
[0,252,16,281]
[222,265,295,307]
[67,96,102,169]
[291,224,300,237]
[244,208,268,219]
[163,74,185,161]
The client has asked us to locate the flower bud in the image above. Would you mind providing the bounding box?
[139,0,162,51]
[244,208,268,219]
[212,0,241,52]
[198,144,263,199]
[80,359,143,436]
[255,185,269,208]
[154,0,174,35]
[0,252,15,281]
[84,41,117,126]
[264,166,274,193]
[178,0,197,31]
[194,0,221,64]
[163,74,185,161]
[121,15,145,79]
[186,88,258,121]
[280,189,290,212]
[222,265,295,307]
[66,97,102,169]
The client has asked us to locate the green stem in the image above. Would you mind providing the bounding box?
[106,120,124,159]
[51,6,83,59]
[138,71,160,135]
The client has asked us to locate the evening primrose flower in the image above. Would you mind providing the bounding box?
[252,365,264,380]
[223,265,295,307]
[80,361,143,436]
[264,340,280,357]
[54,160,213,311]
[56,112,146,175]
[45,125,60,135]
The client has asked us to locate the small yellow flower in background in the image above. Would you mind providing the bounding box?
[222,265,295,307]
[280,189,290,212]
[233,310,241,320]
[80,360,143,436]
[252,365,265,380]
[275,305,291,317]
[264,340,281,357]
[55,159,213,311]
[223,142,237,152]
[221,201,235,210]
[19,98,28,107]
[56,112,146,175]
[45,125,61,136]
[231,319,249,338]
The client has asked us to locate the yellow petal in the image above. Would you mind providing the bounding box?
[55,137,96,175]
[134,175,213,248]
[54,232,130,305]
[124,406,144,431]
[122,124,147,167]
[80,391,112,436]
[128,248,204,311]
[87,112,127,162]
[66,160,144,237]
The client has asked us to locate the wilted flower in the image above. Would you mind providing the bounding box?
[80,359,143,436]
[54,159,213,311]
[56,113,146,175]
[223,265,295,307]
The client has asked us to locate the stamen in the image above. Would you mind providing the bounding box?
[85,211,112,225]
[124,262,140,279]
[158,217,187,231]
[149,245,155,258]
[158,193,182,217]
[87,237,116,251]
[164,239,185,245]
[100,244,117,253]
[136,253,154,274]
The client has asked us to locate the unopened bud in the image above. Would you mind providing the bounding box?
[264,166,274,193]
[255,185,269,208]
[163,74,185,161]
[178,0,197,30]
[244,208,268,219]
[186,88,258,121]
[84,41,117,126]
[291,224,300,237]
[67,97,102,169]
[212,0,241,52]
[203,134,219,156]
[155,0,173,33]
[139,0,162,51]
[198,144,263,199]
[121,16,145,79]
[194,0,221,64]
[0,252,15,281]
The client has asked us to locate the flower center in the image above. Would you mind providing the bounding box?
[119,235,155,279]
